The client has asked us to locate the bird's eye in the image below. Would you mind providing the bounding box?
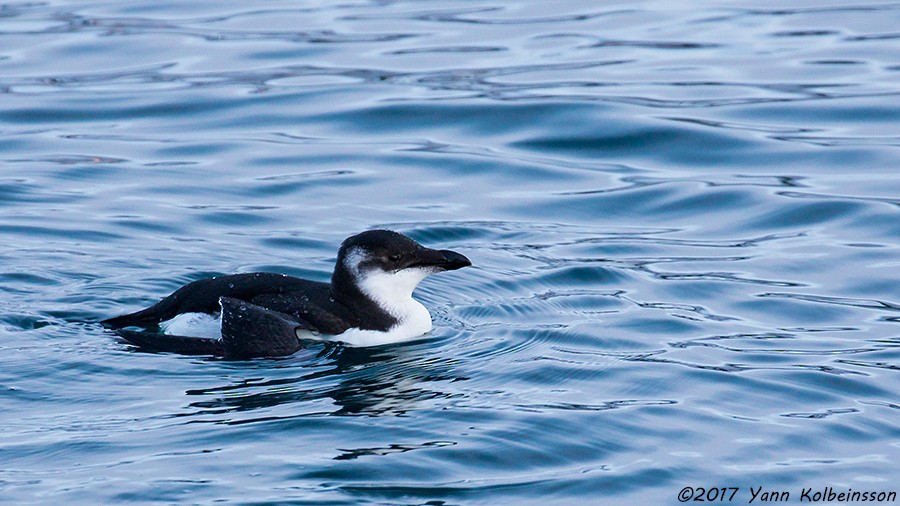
[388,254,402,263]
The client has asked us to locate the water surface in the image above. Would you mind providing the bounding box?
[1,1,899,504]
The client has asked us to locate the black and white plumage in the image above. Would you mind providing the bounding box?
[102,230,471,358]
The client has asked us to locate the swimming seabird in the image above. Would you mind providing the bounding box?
[102,229,471,358]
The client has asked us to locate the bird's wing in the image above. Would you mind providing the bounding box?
[218,297,307,359]
[248,291,356,336]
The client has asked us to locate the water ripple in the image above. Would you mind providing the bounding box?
[758,293,900,312]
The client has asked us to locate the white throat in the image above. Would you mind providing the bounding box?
[341,249,436,345]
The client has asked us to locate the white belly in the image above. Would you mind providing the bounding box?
[327,308,433,347]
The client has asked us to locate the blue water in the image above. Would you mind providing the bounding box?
[2,1,899,504]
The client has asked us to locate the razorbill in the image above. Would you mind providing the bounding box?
[102,229,471,358]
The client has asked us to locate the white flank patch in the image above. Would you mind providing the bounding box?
[160,312,222,339]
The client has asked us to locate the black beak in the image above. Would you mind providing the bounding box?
[409,248,471,271]
[435,249,471,271]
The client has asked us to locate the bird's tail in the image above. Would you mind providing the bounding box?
[114,329,226,356]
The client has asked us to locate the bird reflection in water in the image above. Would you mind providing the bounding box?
[181,341,465,419]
